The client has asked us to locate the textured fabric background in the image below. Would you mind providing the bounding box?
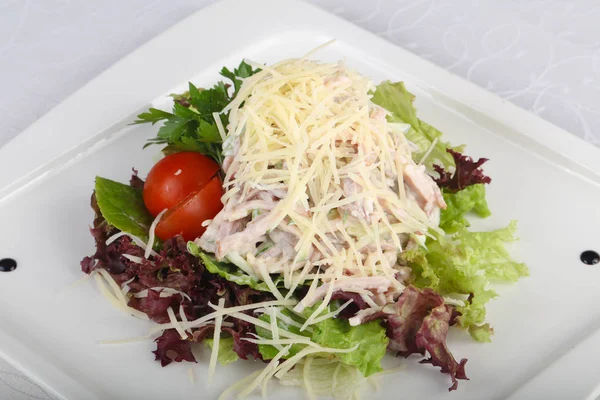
[1,0,599,398]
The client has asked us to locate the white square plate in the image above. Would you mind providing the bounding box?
[1,0,600,399]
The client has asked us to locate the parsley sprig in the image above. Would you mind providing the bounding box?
[134,61,259,164]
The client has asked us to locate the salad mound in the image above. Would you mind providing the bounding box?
[81,54,527,399]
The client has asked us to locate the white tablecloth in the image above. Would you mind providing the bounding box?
[1,0,598,398]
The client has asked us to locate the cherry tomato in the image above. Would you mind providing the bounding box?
[155,176,224,241]
[143,152,220,217]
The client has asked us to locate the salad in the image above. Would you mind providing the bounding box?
[80,52,528,399]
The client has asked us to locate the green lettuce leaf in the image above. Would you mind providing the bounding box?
[204,337,239,365]
[468,323,493,343]
[311,313,388,377]
[94,177,153,241]
[440,184,491,233]
[256,304,387,377]
[453,222,529,283]
[371,81,461,169]
[187,242,282,292]
[372,81,419,126]
[403,222,528,341]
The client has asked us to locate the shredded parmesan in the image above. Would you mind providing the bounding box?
[120,276,136,295]
[96,268,128,305]
[149,299,296,333]
[226,252,258,277]
[237,344,292,399]
[303,356,316,400]
[308,299,353,325]
[300,275,337,331]
[93,272,148,320]
[254,307,309,331]
[133,287,192,302]
[146,209,167,259]
[105,231,159,258]
[187,367,195,384]
[167,306,187,340]
[268,307,280,342]
[225,311,307,341]
[179,303,191,334]
[256,262,285,301]
[213,112,227,142]
[418,137,439,165]
[122,254,144,264]
[208,298,226,382]
[218,370,262,400]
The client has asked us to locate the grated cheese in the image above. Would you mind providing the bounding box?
[286,261,313,300]
[179,303,191,334]
[256,261,285,301]
[218,370,262,400]
[243,337,315,347]
[418,137,439,165]
[120,276,136,296]
[237,344,292,399]
[105,231,158,257]
[303,356,316,400]
[187,367,195,384]
[96,269,128,306]
[300,274,337,331]
[122,254,144,264]
[308,299,353,325]
[254,307,309,331]
[226,252,258,278]
[225,311,307,341]
[167,306,187,340]
[208,298,225,382]
[149,299,296,333]
[132,287,192,302]
[213,112,227,142]
[146,209,167,259]
[268,306,280,342]
[93,272,148,320]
